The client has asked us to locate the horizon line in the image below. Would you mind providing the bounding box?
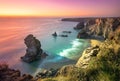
[0,16,120,18]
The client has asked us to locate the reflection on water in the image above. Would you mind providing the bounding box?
[0,18,89,75]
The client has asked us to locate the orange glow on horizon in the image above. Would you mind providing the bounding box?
[0,0,119,17]
[0,9,93,17]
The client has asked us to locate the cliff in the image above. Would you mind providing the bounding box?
[1,18,119,81]
[37,18,120,81]
[77,18,120,39]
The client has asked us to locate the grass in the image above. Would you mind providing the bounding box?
[38,31,120,81]
[38,41,120,81]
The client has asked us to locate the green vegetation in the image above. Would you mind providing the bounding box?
[38,30,120,81]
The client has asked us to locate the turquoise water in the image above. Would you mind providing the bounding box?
[0,18,89,75]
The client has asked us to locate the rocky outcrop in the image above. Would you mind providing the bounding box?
[21,34,47,63]
[35,69,58,79]
[52,32,57,37]
[74,22,85,29]
[0,64,35,81]
[76,46,100,68]
[77,18,120,39]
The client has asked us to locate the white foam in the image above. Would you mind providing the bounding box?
[59,39,83,59]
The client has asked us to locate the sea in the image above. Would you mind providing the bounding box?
[0,17,89,76]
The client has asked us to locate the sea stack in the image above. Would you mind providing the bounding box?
[21,34,44,63]
[52,32,57,37]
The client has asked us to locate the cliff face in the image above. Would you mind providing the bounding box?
[77,18,120,39]
[76,46,100,68]
[37,18,120,81]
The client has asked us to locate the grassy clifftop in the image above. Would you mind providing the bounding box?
[39,37,120,81]
[37,18,120,81]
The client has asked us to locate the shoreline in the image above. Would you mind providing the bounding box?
[1,17,120,81]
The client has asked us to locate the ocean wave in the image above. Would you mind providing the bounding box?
[59,39,83,59]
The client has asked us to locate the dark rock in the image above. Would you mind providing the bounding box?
[41,52,48,58]
[74,22,84,30]
[21,34,44,63]
[59,35,68,37]
[77,29,89,38]
[35,69,58,79]
[0,64,35,81]
[52,32,57,37]
[77,18,120,39]
[0,64,8,71]
[62,31,72,33]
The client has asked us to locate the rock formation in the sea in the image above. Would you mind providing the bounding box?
[0,64,35,81]
[52,32,57,37]
[59,34,68,37]
[62,31,72,33]
[21,34,47,63]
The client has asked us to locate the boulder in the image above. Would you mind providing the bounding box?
[21,34,46,63]
[76,46,100,68]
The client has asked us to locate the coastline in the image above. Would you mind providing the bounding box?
[0,17,120,81]
[36,17,120,81]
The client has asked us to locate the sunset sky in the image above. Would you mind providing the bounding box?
[0,0,120,17]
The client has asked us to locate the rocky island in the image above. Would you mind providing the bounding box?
[21,34,47,63]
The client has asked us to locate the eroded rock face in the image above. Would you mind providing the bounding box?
[77,18,120,39]
[76,46,100,68]
[21,34,43,63]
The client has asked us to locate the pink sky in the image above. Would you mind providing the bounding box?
[0,0,120,17]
